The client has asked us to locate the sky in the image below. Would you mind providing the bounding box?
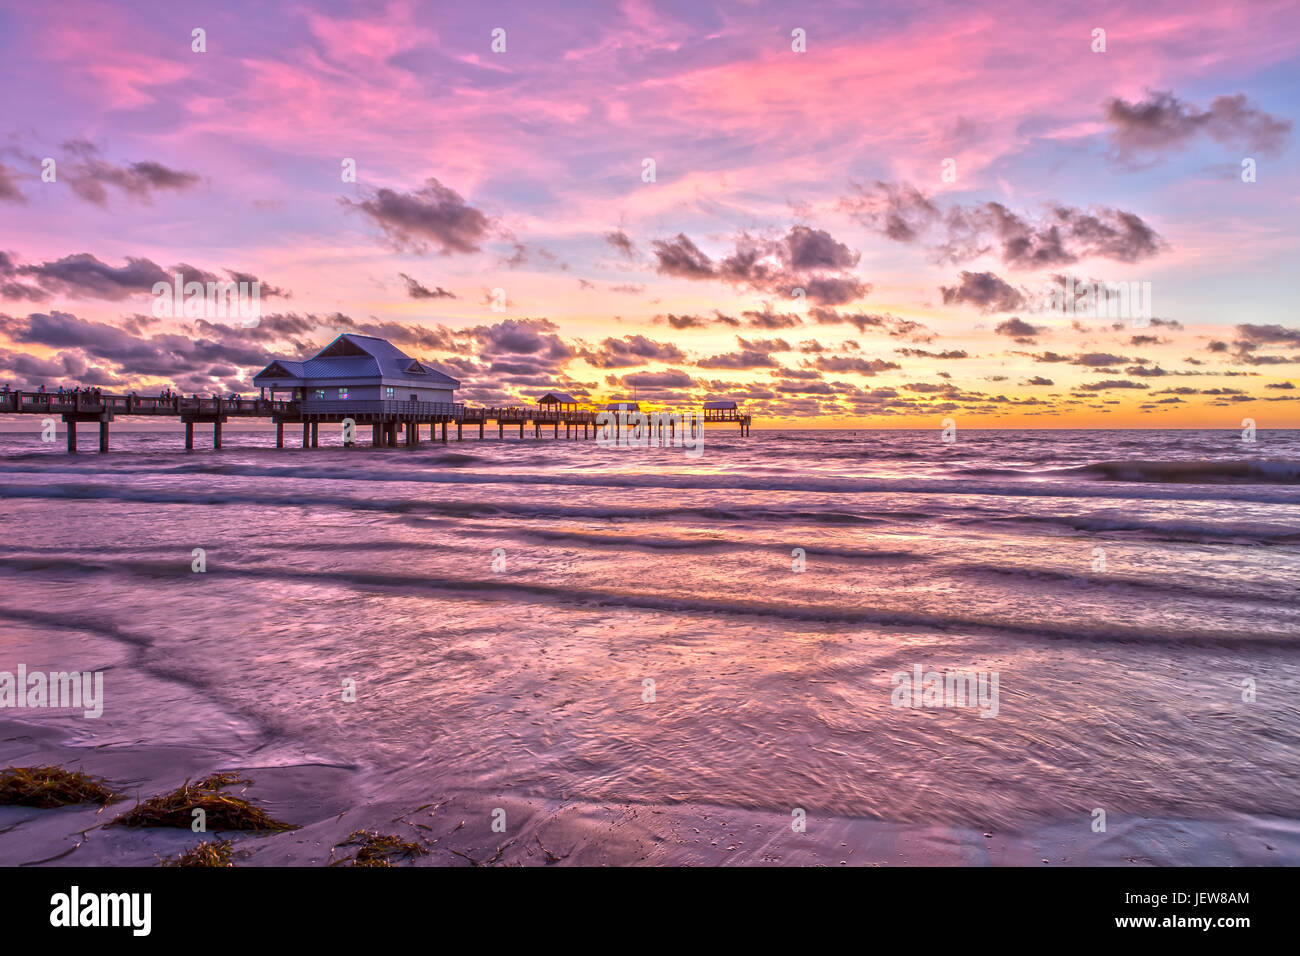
[0,0,1297,427]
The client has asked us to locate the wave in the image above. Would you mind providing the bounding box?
[0,480,896,525]
[4,458,1300,504]
[1055,460,1300,485]
[0,555,1293,650]
[4,481,1298,543]
[949,561,1300,605]
[959,512,1300,545]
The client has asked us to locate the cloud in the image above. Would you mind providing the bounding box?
[1073,352,1133,367]
[342,178,492,254]
[399,273,456,299]
[0,164,25,204]
[3,252,286,302]
[812,356,901,375]
[616,368,697,390]
[660,313,709,329]
[579,334,685,368]
[59,142,200,205]
[1226,323,1300,365]
[741,307,802,329]
[844,182,1165,268]
[810,308,934,341]
[1104,91,1291,162]
[781,226,860,271]
[1077,379,1150,391]
[994,317,1043,342]
[0,309,295,391]
[604,229,636,258]
[651,233,715,279]
[895,348,969,359]
[940,271,1027,312]
[653,226,869,305]
[839,181,939,242]
[697,349,780,369]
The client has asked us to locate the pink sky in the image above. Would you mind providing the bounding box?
[1,0,1297,426]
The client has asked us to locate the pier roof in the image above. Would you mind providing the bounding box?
[253,334,459,388]
[537,391,579,405]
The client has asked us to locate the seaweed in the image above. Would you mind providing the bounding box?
[110,772,297,831]
[330,829,428,867]
[0,765,118,808]
[159,839,235,867]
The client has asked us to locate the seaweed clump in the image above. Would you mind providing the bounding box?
[331,830,428,867]
[0,765,118,808]
[111,772,297,831]
[160,839,235,867]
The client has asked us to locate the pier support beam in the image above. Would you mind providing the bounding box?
[66,421,77,453]
[457,422,463,441]
[479,422,484,439]
[302,423,310,448]
[372,423,382,447]
[311,422,319,447]
[185,421,194,450]
[519,422,524,439]
[98,420,109,453]
[213,422,222,449]
[441,421,448,444]
[276,421,284,448]
[498,422,504,439]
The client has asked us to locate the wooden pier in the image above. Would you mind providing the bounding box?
[704,405,754,437]
[0,389,753,452]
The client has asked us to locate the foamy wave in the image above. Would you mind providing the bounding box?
[0,557,1292,650]
[1058,459,1300,485]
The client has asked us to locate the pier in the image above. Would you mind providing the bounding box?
[0,389,753,452]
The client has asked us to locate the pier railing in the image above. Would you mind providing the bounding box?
[0,390,294,417]
[301,400,464,419]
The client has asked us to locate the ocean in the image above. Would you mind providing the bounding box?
[1,426,1298,865]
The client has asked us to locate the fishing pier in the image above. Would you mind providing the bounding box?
[0,389,751,453]
[1,333,752,453]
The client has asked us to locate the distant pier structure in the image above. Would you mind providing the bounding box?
[703,400,752,437]
[1,333,754,451]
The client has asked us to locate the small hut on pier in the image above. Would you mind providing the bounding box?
[253,333,459,407]
[537,391,580,418]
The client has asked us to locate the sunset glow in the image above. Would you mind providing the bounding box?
[0,1,1295,427]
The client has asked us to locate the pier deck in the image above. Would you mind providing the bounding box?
[0,389,753,451]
